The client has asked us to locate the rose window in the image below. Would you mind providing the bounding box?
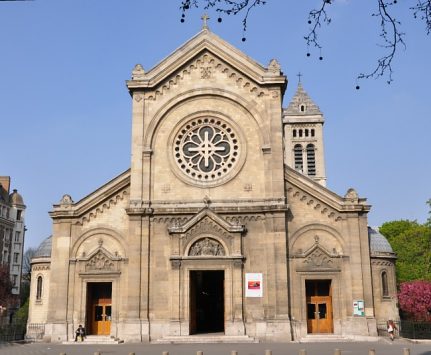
[174,118,240,183]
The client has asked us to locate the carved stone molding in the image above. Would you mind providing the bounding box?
[286,186,341,222]
[188,237,225,256]
[292,240,341,272]
[33,264,50,271]
[371,259,394,267]
[75,189,129,226]
[85,250,115,272]
[145,52,266,102]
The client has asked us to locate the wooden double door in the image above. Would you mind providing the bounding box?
[87,282,112,335]
[306,280,333,333]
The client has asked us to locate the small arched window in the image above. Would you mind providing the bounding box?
[36,276,43,300]
[300,104,306,112]
[311,129,315,137]
[305,129,309,137]
[381,271,389,297]
[299,129,303,137]
[294,144,303,172]
[306,144,316,176]
[293,129,297,138]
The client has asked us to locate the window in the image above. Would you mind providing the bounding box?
[300,104,306,112]
[16,210,22,221]
[311,129,315,137]
[294,144,303,172]
[382,271,389,297]
[306,144,316,176]
[305,129,309,137]
[13,252,19,263]
[36,276,43,300]
[14,231,20,242]
[299,129,303,137]
[293,129,297,138]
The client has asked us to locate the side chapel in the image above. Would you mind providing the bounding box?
[27,26,399,343]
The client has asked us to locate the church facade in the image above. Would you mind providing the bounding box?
[27,28,398,343]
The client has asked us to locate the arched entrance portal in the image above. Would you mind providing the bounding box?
[86,282,112,335]
[189,270,224,334]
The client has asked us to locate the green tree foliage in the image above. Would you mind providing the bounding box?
[13,298,29,324]
[380,220,431,283]
[0,264,14,307]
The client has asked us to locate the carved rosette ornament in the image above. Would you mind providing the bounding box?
[188,237,225,256]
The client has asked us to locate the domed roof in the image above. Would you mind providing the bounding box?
[368,227,396,256]
[9,189,24,205]
[33,236,52,259]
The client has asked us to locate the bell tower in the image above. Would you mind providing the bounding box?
[283,81,327,186]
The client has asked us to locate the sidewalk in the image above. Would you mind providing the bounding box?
[0,339,430,355]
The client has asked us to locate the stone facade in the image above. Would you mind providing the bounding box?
[0,176,26,297]
[28,28,398,343]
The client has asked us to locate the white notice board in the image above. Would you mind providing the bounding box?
[245,273,263,297]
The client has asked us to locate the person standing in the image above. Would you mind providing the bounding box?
[387,319,397,341]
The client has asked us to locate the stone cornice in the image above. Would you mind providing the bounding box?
[129,197,287,216]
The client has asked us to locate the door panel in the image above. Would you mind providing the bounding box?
[306,280,333,334]
[86,282,112,335]
[92,304,111,335]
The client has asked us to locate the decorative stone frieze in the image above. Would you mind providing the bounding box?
[144,52,266,102]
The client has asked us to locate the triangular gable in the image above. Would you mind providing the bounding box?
[50,169,130,222]
[285,165,370,219]
[126,29,286,92]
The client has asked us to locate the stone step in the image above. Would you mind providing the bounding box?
[63,335,123,344]
[299,334,351,343]
[156,335,258,344]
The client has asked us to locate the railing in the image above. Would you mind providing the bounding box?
[0,321,26,342]
[25,323,45,340]
[399,320,431,339]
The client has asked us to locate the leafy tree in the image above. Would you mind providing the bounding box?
[12,298,29,324]
[179,0,431,86]
[0,264,14,307]
[426,198,431,227]
[380,220,431,283]
[398,281,431,320]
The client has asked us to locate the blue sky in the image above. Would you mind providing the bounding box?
[1,1,430,249]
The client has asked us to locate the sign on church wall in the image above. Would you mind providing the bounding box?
[245,273,263,297]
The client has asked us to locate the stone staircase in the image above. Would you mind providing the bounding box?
[63,335,123,344]
[155,334,258,344]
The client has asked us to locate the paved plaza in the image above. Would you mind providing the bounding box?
[0,339,430,355]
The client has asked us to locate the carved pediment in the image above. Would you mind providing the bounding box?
[86,250,115,271]
[168,207,245,237]
[292,236,341,272]
[77,246,123,274]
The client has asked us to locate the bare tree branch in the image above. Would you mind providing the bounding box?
[357,0,406,84]
[411,0,431,34]
[304,0,332,55]
[179,1,429,86]
[180,0,266,40]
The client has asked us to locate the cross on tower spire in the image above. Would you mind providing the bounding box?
[297,72,303,84]
[201,13,210,30]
